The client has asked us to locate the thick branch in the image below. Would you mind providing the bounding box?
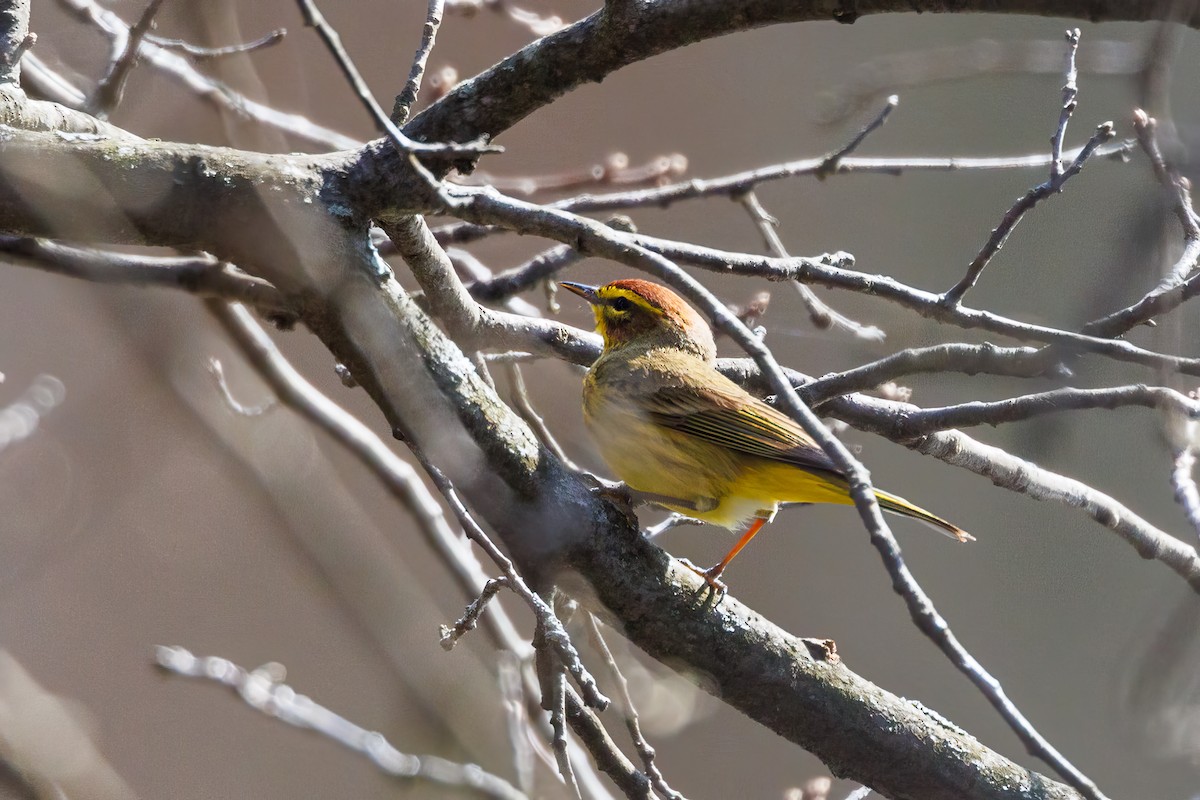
[402,0,1200,150]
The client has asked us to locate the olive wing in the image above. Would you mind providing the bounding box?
[646,381,844,479]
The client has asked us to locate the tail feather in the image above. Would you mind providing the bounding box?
[874,489,974,543]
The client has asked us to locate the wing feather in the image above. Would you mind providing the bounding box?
[647,381,844,479]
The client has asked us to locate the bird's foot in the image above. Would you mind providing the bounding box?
[578,472,640,527]
[677,558,728,597]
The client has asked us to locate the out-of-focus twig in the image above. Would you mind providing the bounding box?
[155,646,529,800]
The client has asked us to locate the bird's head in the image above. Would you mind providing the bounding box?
[560,279,716,361]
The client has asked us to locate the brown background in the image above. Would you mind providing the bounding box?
[2,1,1199,798]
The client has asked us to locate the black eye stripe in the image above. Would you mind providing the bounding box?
[610,296,634,312]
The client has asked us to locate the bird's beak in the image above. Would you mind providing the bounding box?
[559,281,600,305]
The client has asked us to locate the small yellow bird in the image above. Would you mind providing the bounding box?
[562,278,972,591]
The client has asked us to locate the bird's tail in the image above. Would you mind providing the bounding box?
[874,489,974,543]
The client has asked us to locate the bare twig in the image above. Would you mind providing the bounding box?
[1050,29,1083,180]
[440,576,510,650]
[802,343,1064,405]
[147,28,286,60]
[295,0,498,161]
[88,0,165,117]
[0,237,294,323]
[504,363,577,468]
[57,0,359,148]
[1080,110,1200,338]
[155,646,529,800]
[206,358,275,416]
[460,152,688,195]
[393,0,445,124]
[940,117,1115,306]
[738,189,884,340]
[815,94,898,179]
[535,638,581,799]
[940,31,1116,306]
[632,231,1200,376]
[468,243,584,303]
[407,447,609,712]
[859,383,1200,438]
[429,140,1135,246]
[584,615,684,800]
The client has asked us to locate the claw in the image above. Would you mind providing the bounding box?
[579,473,640,527]
[677,557,728,597]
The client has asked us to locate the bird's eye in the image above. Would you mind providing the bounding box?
[610,296,633,313]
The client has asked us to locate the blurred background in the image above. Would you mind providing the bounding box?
[3,0,1200,797]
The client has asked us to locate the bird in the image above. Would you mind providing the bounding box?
[561,277,972,592]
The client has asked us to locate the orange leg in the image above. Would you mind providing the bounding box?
[680,516,769,593]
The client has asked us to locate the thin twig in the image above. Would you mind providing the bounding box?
[1050,29,1082,180]
[815,94,898,179]
[428,140,1135,247]
[1080,110,1200,338]
[941,31,1115,306]
[468,243,584,303]
[859,383,1200,438]
[147,28,286,60]
[801,343,1064,405]
[155,646,528,800]
[504,362,577,468]
[738,189,884,340]
[631,231,1200,376]
[393,0,445,124]
[88,0,164,117]
[441,576,509,650]
[206,358,275,416]
[295,0,498,161]
[940,119,1114,306]
[584,615,685,800]
[406,446,609,712]
[535,637,581,799]
[460,152,688,195]
[0,237,294,323]
[57,0,359,149]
